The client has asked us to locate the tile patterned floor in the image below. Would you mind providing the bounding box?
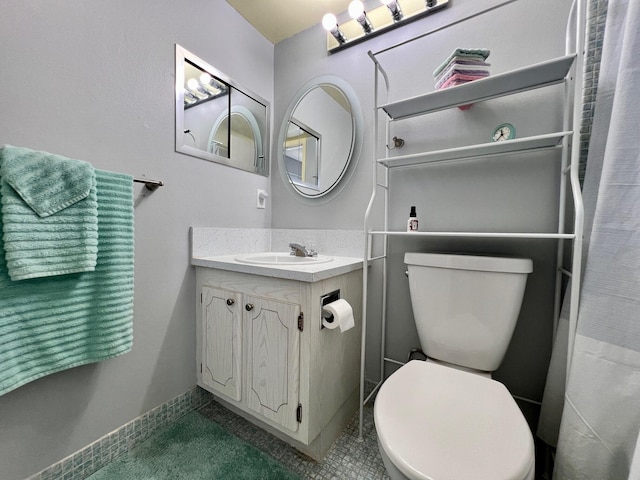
[198,399,390,480]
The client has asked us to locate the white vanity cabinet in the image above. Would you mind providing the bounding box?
[195,264,362,460]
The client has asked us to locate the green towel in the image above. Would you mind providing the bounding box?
[0,169,134,397]
[0,145,98,280]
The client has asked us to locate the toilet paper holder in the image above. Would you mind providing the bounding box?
[320,289,340,329]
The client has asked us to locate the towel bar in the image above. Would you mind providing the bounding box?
[133,178,164,191]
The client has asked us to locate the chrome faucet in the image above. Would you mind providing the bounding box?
[289,242,317,257]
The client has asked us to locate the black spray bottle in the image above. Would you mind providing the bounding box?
[407,206,418,232]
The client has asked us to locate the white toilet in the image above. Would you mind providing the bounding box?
[375,252,535,480]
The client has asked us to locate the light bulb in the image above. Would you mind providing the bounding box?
[186,78,209,99]
[348,0,365,21]
[348,0,373,33]
[322,13,337,32]
[321,12,347,44]
[199,73,221,95]
[187,78,199,91]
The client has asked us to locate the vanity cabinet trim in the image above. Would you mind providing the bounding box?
[245,294,301,433]
[200,286,242,402]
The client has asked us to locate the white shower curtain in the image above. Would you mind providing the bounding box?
[541,0,640,478]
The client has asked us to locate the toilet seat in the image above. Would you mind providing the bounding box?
[375,361,535,480]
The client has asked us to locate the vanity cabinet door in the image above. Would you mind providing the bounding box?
[244,295,301,432]
[201,286,242,401]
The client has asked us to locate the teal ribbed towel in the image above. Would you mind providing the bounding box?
[0,169,134,397]
[0,145,94,216]
[0,145,98,280]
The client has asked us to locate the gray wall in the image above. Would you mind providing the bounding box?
[272,0,574,421]
[0,1,273,478]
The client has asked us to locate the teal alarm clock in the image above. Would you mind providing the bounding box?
[492,123,516,142]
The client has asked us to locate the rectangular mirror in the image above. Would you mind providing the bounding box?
[175,44,269,176]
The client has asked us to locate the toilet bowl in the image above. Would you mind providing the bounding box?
[375,252,535,479]
[375,360,535,480]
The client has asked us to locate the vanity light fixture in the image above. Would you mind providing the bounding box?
[348,0,373,34]
[184,89,198,105]
[382,0,403,22]
[322,13,347,44]
[323,0,449,54]
[183,68,230,108]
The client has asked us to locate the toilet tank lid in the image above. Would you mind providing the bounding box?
[404,252,533,273]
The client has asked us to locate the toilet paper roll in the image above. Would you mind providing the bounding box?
[322,299,355,333]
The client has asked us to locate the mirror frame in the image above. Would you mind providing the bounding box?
[175,44,270,176]
[277,75,363,201]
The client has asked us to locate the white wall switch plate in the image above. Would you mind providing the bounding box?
[256,189,268,209]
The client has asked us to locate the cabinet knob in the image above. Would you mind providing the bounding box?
[226,298,235,306]
[245,303,254,311]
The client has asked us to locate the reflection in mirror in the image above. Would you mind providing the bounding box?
[209,104,264,173]
[175,45,269,176]
[278,76,363,199]
[284,120,320,190]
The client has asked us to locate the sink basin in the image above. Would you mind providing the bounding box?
[235,252,333,266]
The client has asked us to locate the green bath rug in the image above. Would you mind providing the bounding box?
[87,410,301,480]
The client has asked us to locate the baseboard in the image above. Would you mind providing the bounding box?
[27,386,212,480]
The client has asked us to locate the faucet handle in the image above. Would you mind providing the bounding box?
[307,242,317,257]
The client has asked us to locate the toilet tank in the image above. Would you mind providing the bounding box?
[405,253,533,372]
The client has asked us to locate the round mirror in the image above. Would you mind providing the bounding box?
[278,75,363,199]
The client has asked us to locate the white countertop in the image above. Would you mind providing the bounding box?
[191,253,363,282]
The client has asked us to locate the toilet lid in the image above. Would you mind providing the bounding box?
[375,361,534,480]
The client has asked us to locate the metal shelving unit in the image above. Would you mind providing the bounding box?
[358,1,586,440]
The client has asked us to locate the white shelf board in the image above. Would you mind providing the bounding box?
[368,231,576,239]
[377,131,572,168]
[380,54,576,120]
